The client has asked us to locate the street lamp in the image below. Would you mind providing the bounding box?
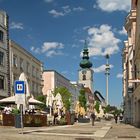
[105,54,110,105]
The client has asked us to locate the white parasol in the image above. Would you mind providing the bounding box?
[0,96,44,105]
[19,72,30,99]
[46,89,54,116]
[18,72,31,111]
[46,89,54,107]
[54,93,63,117]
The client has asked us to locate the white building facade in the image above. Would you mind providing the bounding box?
[42,70,82,111]
[9,40,43,97]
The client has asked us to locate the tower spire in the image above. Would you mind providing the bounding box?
[80,40,92,69]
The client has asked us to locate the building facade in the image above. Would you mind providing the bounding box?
[9,40,43,97]
[42,70,71,94]
[78,41,94,93]
[133,0,140,127]
[122,0,140,126]
[0,11,10,99]
[42,70,81,111]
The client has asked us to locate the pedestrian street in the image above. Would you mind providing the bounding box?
[20,120,112,140]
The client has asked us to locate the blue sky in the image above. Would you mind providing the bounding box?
[1,0,131,107]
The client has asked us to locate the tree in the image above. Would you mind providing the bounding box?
[54,87,72,111]
[94,101,100,113]
[36,95,46,110]
[79,89,87,111]
[104,105,119,115]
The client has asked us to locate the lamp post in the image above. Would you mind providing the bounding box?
[105,54,110,105]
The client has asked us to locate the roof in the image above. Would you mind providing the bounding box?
[43,69,70,82]
[10,40,43,65]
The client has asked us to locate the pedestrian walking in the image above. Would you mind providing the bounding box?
[114,114,118,123]
[91,112,96,126]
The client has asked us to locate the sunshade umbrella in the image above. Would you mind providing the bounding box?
[46,89,54,116]
[0,96,44,105]
[19,72,30,99]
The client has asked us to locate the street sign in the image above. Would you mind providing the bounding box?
[15,81,25,94]
[15,81,25,105]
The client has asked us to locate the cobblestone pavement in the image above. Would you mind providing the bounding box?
[0,120,140,140]
[104,122,140,140]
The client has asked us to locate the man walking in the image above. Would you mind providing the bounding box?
[91,112,96,126]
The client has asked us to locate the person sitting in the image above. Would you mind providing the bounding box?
[4,106,12,114]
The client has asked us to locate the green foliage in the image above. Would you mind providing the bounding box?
[79,89,87,111]
[54,87,72,111]
[94,101,100,113]
[36,95,46,110]
[104,105,122,115]
[11,108,20,115]
[113,108,123,115]
[59,117,67,125]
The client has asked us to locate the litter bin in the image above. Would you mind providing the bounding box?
[15,114,21,128]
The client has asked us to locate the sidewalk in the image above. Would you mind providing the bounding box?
[104,122,140,140]
[0,121,140,140]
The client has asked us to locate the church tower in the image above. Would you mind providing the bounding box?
[78,41,93,92]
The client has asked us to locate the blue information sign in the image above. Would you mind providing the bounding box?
[15,81,25,94]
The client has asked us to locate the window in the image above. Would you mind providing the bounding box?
[13,55,17,67]
[26,62,30,74]
[0,75,4,89]
[32,82,34,92]
[83,74,86,80]
[0,51,4,65]
[36,68,39,79]
[20,58,23,71]
[0,30,4,42]
[82,70,86,80]
[32,66,35,77]
[128,29,131,38]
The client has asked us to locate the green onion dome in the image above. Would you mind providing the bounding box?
[80,41,93,69]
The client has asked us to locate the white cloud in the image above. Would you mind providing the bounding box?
[10,22,24,30]
[48,9,64,17]
[95,0,131,12]
[30,41,64,57]
[62,5,71,14]
[44,0,53,3]
[83,26,90,30]
[116,73,123,78]
[72,44,79,48]
[87,24,121,56]
[42,42,64,53]
[49,6,85,18]
[73,7,85,11]
[30,46,41,54]
[46,50,63,57]
[93,64,113,73]
[118,27,127,35]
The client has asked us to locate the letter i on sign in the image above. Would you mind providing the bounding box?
[17,84,23,91]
